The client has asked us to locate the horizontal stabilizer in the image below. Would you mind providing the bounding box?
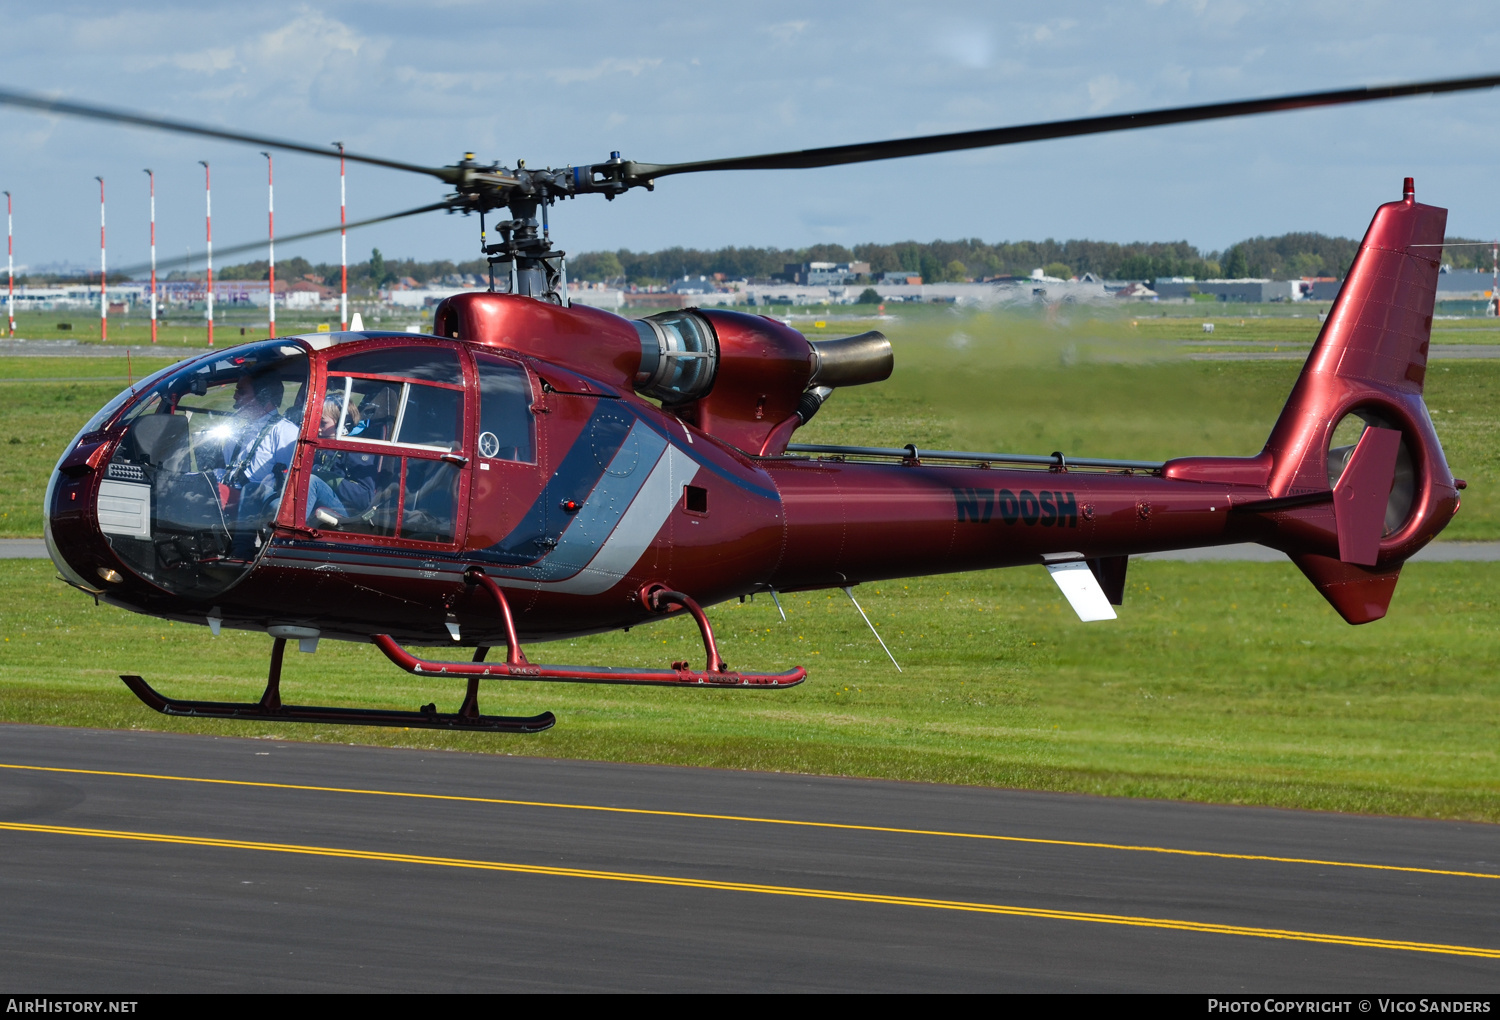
[1334,426,1402,566]
[1045,559,1118,622]
[1290,553,1401,625]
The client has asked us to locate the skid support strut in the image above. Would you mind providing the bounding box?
[372,573,805,688]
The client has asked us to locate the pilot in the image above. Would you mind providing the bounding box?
[223,370,299,555]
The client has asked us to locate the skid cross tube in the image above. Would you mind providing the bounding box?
[646,588,728,673]
[371,579,804,688]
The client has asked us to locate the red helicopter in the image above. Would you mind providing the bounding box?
[6,75,1484,732]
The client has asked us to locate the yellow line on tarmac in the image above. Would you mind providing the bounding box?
[2,761,1494,882]
[2,819,1495,960]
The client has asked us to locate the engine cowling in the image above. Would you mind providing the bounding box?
[432,292,892,457]
[639,309,891,456]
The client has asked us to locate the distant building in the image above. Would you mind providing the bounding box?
[1435,268,1494,300]
[1152,278,1296,303]
[783,261,870,285]
[877,271,921,285]
[667,275,716,295]
[624,293,692,310]
[1299,278,1343,301]
[1111,282,1158,301]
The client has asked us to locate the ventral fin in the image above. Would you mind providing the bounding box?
[1043,554,1118,622]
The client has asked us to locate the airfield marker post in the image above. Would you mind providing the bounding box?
[200,161,213,347]
[262,152,275,338]
[336,142,347,331]
[4,190,12,338]
[94,177,105,342]
[144,170,156,344]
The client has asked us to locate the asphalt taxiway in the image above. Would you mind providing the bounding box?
[0,724,1496,992]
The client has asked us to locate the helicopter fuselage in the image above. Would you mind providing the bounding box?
[46,279,1454,651]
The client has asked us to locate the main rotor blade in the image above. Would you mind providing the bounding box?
[0,86,451,181]
[634,72,1500,178]
[107,201,452,279]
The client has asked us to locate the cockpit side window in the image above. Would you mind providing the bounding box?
[323,344,466,453]
[474,354,535,463]
[326,346,462,385]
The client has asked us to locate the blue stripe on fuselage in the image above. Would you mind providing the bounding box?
[473,401,635,566]
[627,415,781,500]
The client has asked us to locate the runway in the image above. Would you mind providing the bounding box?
[0,726,1497,991]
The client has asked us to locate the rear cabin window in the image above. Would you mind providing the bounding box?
[475,354,534,462]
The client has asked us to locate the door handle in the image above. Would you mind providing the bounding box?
[441,453,469,466]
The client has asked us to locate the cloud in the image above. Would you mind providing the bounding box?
[129,7,386,98]
[1026,18,1077,45]
[1087,74,1124,112]
[766,21,808,46]
[168,47,238,74]
[548,57,663,86]
[935,27,992,69]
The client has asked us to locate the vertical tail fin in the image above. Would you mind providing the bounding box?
[1256,178,1461,623]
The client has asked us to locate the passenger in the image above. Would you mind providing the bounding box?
[300,398,350,524]
[313,396,378,518]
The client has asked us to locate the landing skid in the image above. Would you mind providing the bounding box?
[120,672,555,732]
[373,575,806,688]
[118,572,800,732]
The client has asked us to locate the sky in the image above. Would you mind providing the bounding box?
[3,0,1500,276]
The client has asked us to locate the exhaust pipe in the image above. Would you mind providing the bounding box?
[809,331,892,388]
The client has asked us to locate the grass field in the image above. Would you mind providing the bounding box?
[1,557,1495,820]
[0,308,1496,820]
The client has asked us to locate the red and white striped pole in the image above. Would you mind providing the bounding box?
[143,170,157,344]
[199,161,213,347]
[1491,241,1497,318]
[4,190,13,338]
[335,141,347,330]
[94,176,106,342]
[261,152,275,338]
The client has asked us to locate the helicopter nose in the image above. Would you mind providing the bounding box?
[45,429,129,594]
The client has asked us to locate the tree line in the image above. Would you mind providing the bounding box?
[571,233,1496,284]
[17,233,1497,289]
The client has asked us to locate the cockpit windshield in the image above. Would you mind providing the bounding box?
[98,341,310,599]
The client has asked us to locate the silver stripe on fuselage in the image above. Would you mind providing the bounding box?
[540,442,699,595]
[518,420,668,584]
